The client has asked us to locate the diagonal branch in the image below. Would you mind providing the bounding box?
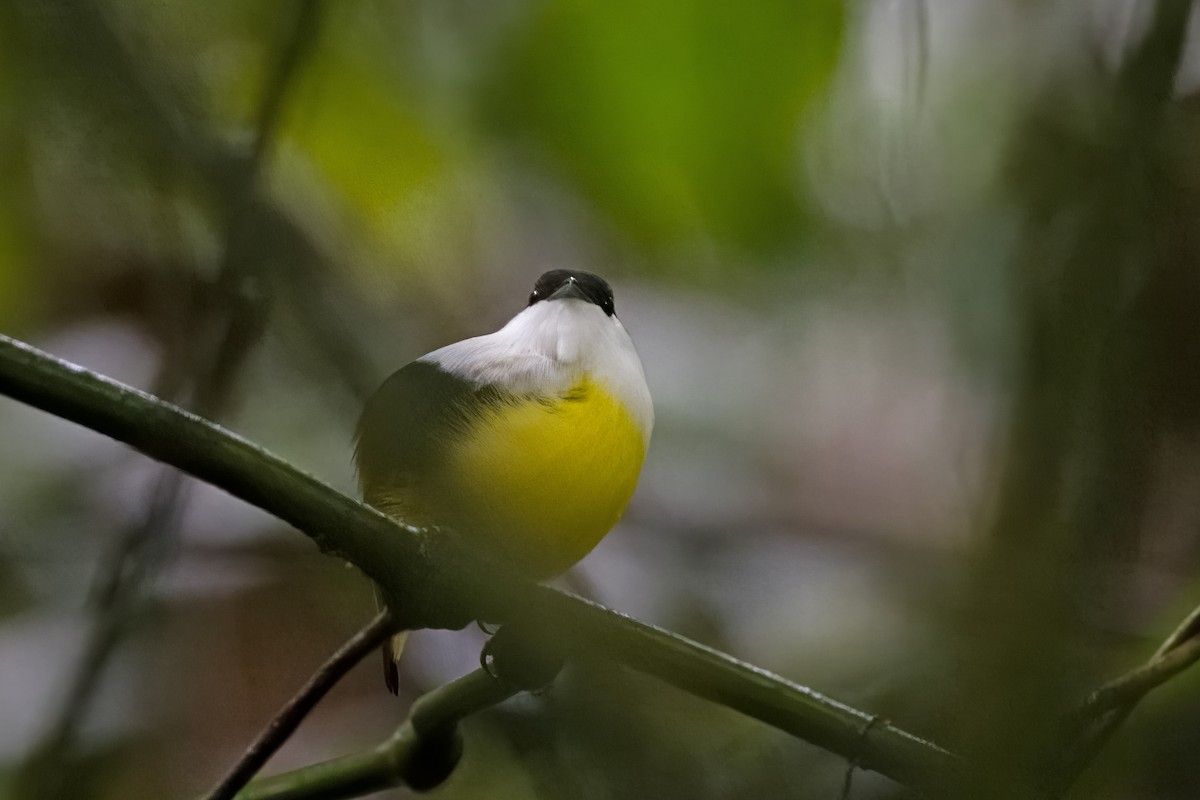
[1077,602,1200,720]
[0,333,965,797]
[1048,601,1200,797]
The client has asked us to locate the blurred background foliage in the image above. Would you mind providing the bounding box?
[4,1,1200,799]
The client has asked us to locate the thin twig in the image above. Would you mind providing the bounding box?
[0,333,965,798]
[1046,601,1200,798]
[202,611,396,800]
[1076,606,1200,720]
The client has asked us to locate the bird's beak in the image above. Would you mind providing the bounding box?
[549,278,587,301]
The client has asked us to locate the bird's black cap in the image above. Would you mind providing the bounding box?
[528,270,615,317]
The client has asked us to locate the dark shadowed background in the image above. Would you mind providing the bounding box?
[4,1,1200,798]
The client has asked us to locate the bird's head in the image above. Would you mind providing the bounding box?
[527,270,616,317]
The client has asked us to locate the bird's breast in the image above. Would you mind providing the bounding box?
[435,375,647,577]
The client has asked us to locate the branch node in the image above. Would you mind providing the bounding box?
[399,725,465,792]
[840,714,885,800]
[480,623,566,692]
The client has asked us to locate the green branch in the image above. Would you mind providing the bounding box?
[0,333,963,797]
[1079,603,1200,719]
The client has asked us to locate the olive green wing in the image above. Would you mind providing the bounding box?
[354,359,504,694]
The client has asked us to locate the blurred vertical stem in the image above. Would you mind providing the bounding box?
[14,3,324,798]
[950,0,1195,794]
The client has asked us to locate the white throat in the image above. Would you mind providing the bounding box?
[421,299,654,440]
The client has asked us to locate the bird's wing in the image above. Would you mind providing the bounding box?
[356,359,507,694]
[354,359,507,516]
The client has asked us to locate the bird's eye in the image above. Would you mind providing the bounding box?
[528,289,541,306]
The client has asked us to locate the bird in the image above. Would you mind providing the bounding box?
[354,269,654,694]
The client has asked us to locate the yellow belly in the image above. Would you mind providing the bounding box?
[434,377,646,577]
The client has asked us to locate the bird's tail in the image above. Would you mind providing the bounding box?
[381,630,409,695]
[374,583,408,695]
